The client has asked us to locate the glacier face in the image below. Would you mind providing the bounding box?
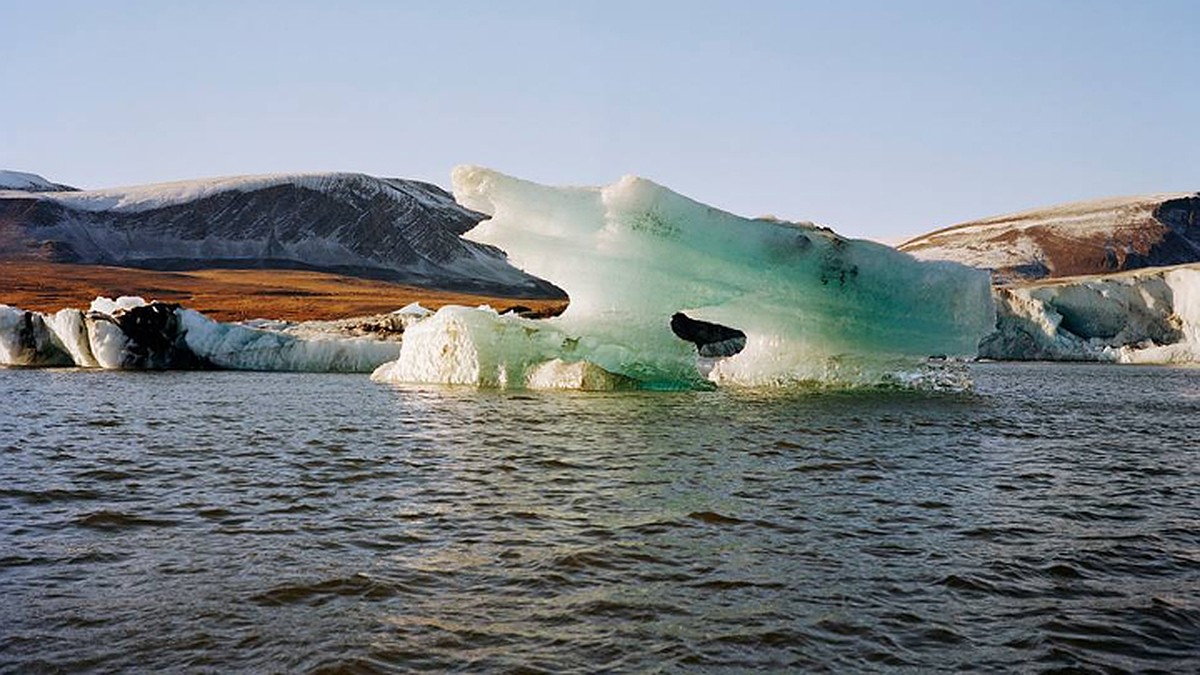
[372,167,996,390]
[0,297,401,372]
[981,264,1200,363]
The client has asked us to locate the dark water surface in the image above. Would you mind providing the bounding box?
[2,364,1199,673]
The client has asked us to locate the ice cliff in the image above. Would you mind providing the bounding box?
[371,167,996,390]
[0,297,402,372]
[981,264,1200,363]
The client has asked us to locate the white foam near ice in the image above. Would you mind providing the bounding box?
[372,166,997,390]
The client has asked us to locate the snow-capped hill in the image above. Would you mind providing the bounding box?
[44,172,454,214]
[0,170,77,192]
[0,172,561,297]
[899,192,1200,283]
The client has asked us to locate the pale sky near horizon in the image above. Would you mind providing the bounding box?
[2,1,1197,240]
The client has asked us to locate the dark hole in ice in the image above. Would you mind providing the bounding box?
[670,312,747,358]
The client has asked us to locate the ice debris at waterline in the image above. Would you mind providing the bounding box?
[0,297,402,372]
[371,167,995,390]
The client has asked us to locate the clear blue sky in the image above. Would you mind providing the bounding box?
[2,0,1197,240]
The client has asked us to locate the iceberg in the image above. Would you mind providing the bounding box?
[372,167,995,389]
[0,297,401,372]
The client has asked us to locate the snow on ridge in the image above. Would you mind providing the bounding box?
[29,172,458,213]
[967,192,1187,225]
[900,192,1193,251]
[905,235,1044,271]
[0,170,64,192]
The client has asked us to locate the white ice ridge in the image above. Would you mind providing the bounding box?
[372,167,996,389]
[0,297,401,372]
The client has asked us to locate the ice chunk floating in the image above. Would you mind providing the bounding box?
[373,167,995,389]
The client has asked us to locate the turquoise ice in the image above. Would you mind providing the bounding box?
[373,167,995,389]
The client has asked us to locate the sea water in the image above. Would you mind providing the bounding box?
[1,363,1198,672]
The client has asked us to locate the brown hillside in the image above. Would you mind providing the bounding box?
[0,262,567,322]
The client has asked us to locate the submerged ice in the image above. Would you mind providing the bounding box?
[372,167,995,389]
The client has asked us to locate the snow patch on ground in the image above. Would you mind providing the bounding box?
[905,234,1046,274]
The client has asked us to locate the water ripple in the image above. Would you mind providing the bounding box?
[0,364,1198,672]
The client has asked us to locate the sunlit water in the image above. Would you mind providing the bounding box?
[2,363,1198,673]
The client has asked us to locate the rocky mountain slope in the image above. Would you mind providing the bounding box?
[0,171,561,298]
[899,192,1200,283]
